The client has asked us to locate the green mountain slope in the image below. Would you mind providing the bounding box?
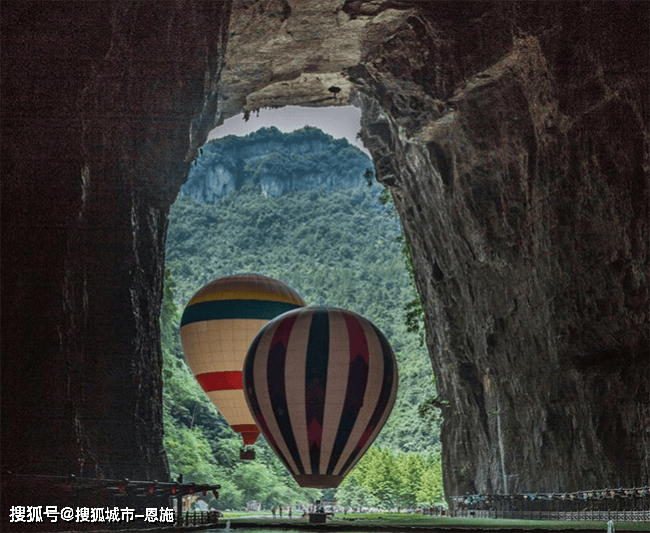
[166,184,439,450]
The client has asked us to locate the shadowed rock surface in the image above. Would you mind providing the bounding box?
[1,0,233,488]
[353,3,649,495]
[1,0,648,522]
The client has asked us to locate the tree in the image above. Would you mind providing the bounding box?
[213,478,244,510]
[396,453,425,509]
[335,475,376,510]
[231,462,279,507]
[163,421,219,484]
[417,458,444,507]
[361,448,399,509]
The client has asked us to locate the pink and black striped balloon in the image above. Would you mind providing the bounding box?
[243,306,398,488]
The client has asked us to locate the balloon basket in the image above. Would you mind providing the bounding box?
[239,448,255,460]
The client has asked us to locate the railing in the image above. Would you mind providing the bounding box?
[452,509,650,522]
[449,486,649,523]
[176,510,222,527]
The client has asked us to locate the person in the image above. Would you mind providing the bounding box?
[271,506,276,517]
[289,506,292,518]
[279,506,283,517]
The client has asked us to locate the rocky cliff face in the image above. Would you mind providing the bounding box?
[1,0,232,491]
[356,3,649,494]
[1,0,648,519]
[181,126,371,202]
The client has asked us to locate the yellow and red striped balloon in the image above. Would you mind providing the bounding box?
[243,306,398,488]
[180,274,305,446]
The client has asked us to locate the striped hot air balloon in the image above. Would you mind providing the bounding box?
[243,306,398,488]
[180,274,305,448]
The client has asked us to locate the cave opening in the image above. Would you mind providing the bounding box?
[161,104,443,509]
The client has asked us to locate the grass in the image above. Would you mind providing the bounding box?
[222,511,649,531]
[221,510,275,518]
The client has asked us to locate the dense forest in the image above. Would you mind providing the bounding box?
[161,129,443,510]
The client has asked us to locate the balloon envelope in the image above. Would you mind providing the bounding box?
[243,306,398,488]
[180,274,305,446]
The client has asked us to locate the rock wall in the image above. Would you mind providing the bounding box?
[1,0,648,519]
[1,0,232,494]
[351,2,650,494]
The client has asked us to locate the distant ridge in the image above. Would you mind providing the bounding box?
[181,126,373,203]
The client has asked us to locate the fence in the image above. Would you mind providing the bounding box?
[176,510,222,527]
[452,509,650,522]
[450,486,649,523]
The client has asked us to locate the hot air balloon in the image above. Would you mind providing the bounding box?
[243,306,398,488]
[180,274,305,457]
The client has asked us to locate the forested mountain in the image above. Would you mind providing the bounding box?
[181,126,372,202]
[161,128,443,510]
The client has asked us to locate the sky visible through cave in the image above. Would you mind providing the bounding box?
[208,105,369,156]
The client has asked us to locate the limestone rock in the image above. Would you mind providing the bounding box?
[217,0,413,118]
[1,0,232,491]
[352,3,649,495]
